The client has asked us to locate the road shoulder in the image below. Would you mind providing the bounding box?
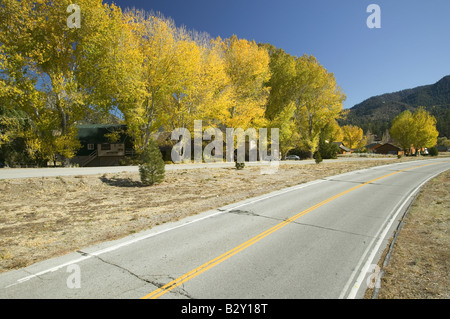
[365,169,449,299]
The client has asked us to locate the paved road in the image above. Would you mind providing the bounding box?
[1,158,448,299]
[0,156,394,180]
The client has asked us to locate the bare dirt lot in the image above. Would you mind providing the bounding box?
[0,156,448,300]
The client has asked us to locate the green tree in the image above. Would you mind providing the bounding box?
[314,150,323,164]
[428,147,438,156]
[139,138,165,186]
[317,138,338,159]
[437,137,450,148]
[318,135,338,160]
[0,102,36,166]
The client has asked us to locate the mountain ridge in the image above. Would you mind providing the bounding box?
[340,75,450,138]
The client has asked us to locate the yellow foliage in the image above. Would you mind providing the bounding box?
[0,117,20,145]
[342,125,366,149]
[293,55,346,154]
[391,108,439,153]
[0,0,108,161]
[222,35,271,130]
[0,1,349,161]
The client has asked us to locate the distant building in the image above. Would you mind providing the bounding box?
[333,142,352,154]
[365,142,383,153]
[373,143,404,156]
[71,124,133,167]
[71,125,181,166]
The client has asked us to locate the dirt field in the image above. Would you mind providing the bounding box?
[366,169,449,299]
[0,156,448,300]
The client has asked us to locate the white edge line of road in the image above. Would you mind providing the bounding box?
[339,165,450,299]
[4,158,446,289]
[6,176,328,287]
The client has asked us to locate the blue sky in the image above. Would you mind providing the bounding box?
[105,0,450,109]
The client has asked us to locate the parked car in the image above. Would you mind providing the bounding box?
[285,155,300,160]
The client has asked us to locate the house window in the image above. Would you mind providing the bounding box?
[101,144,111,151]
[87,144,94,151]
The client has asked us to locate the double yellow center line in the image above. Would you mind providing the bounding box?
[141,161,442,299]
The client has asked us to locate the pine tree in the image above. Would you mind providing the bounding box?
[139,139,165,186]
[314,151,323,164]
[317,137,338,159]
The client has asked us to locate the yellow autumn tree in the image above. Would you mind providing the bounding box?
[327,120,344,143]
[221,35,271,130]
[391,108,438,155]
[118,10,194,152]
[390,110,415,152]
[163,31,235,132]
[293,55,346,157]
[341,125,366,150]
[185,36,234,131]
[77,2,141,118]
[1,1,350,166]
[269,101,298,158]
[164,31,203,131]
[0,116,20,146]
[260,44,298,157]
[259,45,346,158]
[411,108,439,153]
[0,0,121,163]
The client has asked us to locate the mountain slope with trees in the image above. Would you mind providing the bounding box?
[340,75,450,138]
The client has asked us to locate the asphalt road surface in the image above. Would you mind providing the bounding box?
[0,158,448,299]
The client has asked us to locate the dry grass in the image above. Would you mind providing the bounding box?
[368,170,450,299]
[0,157,442,277]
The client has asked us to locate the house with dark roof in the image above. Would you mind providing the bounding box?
[333,142,352,154]
[372,143,404,156]
[70,125,178,167]
[71,124,134,167]
[365,142,383,153]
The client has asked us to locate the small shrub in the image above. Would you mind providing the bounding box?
[318,139,338,159]
[314,151,323,164]
[397,154,402,159]
[428,147,438,156]
[234,150,245,170]
[235,161,245,170]
[139,139,165,186]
